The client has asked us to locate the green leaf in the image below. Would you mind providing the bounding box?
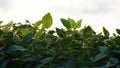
[35,57,54,68]
[0,30,2,36]
[9,45,25,51]
[64,59,76,68]
[114,36,120,45]
[103,27,109,37]
[56,28,66,38]
[99,46,108,53]
[34,20,42,28]
[34,26,45,38]
[0,21,3,24]
[42,13,53,28]
[83,26,95,37]
[38,32,46,41]
[93,52,107,62]
[0,60,9,68]
[22,55,40,62]
[60,38,73,46]
[116,29,120,34]
[68,18,76,28]
[74,19,82,30]
[103,61,115,68]
[23,32,33,44]
[110,57,119,64]
[61,18,71,29]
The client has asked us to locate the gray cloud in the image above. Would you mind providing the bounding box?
[0,0,11,10]
[53,0,120,15]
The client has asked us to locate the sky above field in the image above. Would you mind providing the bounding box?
[0,0,120,34]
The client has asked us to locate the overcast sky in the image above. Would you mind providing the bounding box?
[0,0,120,34]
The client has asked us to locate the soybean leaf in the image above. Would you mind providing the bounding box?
[110,57,119,64]
[93,52,107,62]
[34,20,42,28]
[35,57,54,68]
[116,29,120,35]
[99,46,108,53]
[22,55,40,62]
[0,30,2,36]
[61,18,71,29]
[34,26,45,38]
[102,61,115,68]
[60,38,73,46]
[114,36,120,45]
[42,13,53,28]
[83,26,95,37]
[103,27,109,37]
[68,18,76,28]
[56,28,66,38]
[0,60,9,68]
[64,59,76,68]
[22,32,33,44]
[9,45,25,51]
[74,19,82,30]
[0,21,3,24]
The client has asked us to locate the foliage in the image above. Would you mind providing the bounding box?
[0,12,120,68]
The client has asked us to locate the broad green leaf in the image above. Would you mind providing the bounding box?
[38,32,46,41]
[42,13,53,28]
[110,57,119,64]
[68,18,76,28]
[61,18,71,29]
[64,59,76,68]
[34,20,42,28]
[56,28,66,38]
[83,26,95,37]
[116,29,120,34]
[102,61,115,68]
[9,45,25,51]
[22,55,40,62]
[74,19,82,30]
[0,60,9,68]
[23,32,33,44]
[103,27,109,37]
[35,57,54,68]
[99,46,108,53]
[60,38,72,46]
[34,26,45,38]
[114,36,120,45]
[93,52,107,62]
[0,30,2,36]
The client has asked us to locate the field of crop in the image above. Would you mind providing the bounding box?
[0,13,120,68]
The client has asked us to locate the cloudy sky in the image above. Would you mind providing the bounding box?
[0,0,120,34]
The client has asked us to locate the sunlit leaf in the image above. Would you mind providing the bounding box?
[68,18,76,28]
[42,13,53,28]
[34,20,42,28]
[83,26,95,37]
[61,18,71,29]
[74,19,82,29]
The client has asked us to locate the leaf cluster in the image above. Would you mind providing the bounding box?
[0,13,120,68]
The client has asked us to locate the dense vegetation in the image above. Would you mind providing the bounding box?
[0,13,120,68]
